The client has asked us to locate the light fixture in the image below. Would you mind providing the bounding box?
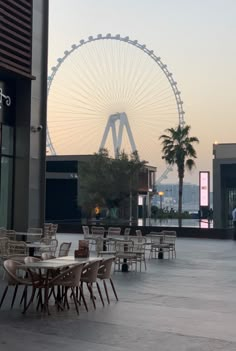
[31,125,43,133]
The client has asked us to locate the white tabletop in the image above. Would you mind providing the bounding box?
[22,261,77,270]
[16,232,42,236]
[26,242,54,249]
[22,256,104,270]
[51,256,104,262]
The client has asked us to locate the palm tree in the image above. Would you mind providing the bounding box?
[159,125,199,227]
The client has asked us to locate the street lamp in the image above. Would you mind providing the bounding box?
[158,191,164,210]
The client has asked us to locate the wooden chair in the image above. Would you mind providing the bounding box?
[97,257,118,303]
[80,260,103,309]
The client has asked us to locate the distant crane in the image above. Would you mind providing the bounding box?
[154,166,173,189]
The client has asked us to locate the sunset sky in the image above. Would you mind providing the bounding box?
[48,0,236,185]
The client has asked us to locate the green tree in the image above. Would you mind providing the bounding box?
[159,125,199,227]
[78,149,146,220]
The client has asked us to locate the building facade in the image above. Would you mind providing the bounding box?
[213,143,236,228]
[46,155,156,223]
[0,0,49,229]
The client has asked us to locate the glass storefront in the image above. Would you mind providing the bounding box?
[0,82,15,229]
[228,188,236,226]
[0,125,14,228]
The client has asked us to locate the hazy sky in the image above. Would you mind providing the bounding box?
[48,0,236,185]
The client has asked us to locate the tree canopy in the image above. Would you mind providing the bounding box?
[78,149,147,218]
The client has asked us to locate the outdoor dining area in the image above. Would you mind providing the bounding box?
[0,225,176,316]
[83,226,177,271]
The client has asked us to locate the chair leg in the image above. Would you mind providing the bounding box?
[144,256,147,270]
[96,281,104,306]
[103,280,110,304]
[0,286,8,309]
[79,286,88,312]
[110,278,118,301]
[63,287,70,309]
[20,286,27,305]
[87,283,96,309]
[36,289,43,311]
[22,287,36,314]
[71,287,79,315]
[23,286,28,312]
[11,284,19,309]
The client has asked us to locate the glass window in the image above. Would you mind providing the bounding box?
[1,125,14,156]
[0,156,13,228]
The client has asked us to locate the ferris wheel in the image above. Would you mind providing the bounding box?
[47,33,185,173]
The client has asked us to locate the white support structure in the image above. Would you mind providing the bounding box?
[99,112,137,157]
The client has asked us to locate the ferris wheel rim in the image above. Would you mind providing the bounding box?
[47,33,185,155]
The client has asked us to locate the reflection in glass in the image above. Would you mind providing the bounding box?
[1,125,14,156]
[0,157,13,227]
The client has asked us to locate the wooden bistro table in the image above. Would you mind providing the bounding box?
[22,256,104,314]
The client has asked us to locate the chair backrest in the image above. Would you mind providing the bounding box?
[81,260,101,283]
[132,236,146,251]
[0,237,9,256]
[162,230,177,237]
[8,241,27,256]
[3,259,23,285]
[115,240,134,253]
[50,224,58,237]
[124,228,131,237]
[40,237,51,245]
[40,238,58,255]
[107,227,121,238]
[58,242,71,257]
[24,256,41,264]
[44,223,52,237]
[50,263,84,287]
[135,229,142,237]
[163,235,176,245]
[150,235,161,244]
[82,225,89,234]
[41,252,54,260]
[91,226,105,236]
[82,226,90,239]
[5,230,16,241]
[49,238,58,256]
[98,257,114,279]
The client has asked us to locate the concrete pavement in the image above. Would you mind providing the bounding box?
[1,237,236,350]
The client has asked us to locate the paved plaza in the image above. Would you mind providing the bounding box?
[1,236,236,350]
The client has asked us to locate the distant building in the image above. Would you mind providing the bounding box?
[213,143,236,228]
[46,155,156,222]
[153,183,200,211]
[152,182,213,213]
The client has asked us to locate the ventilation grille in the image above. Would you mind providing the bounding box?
[0,0,32,77]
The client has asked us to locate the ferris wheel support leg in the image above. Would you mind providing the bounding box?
[99,120,112,152]
[121,113,137,153]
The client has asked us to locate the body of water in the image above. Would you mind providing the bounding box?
[138,218,214,228]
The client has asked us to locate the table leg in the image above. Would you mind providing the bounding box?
[29,247,35,257]
[121,258,129,272]
[158,249,163,259]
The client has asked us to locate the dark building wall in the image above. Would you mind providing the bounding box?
[46,179,80,221]
[28,0,48,228]
[46,160,79,221]
[0,0,48,230]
